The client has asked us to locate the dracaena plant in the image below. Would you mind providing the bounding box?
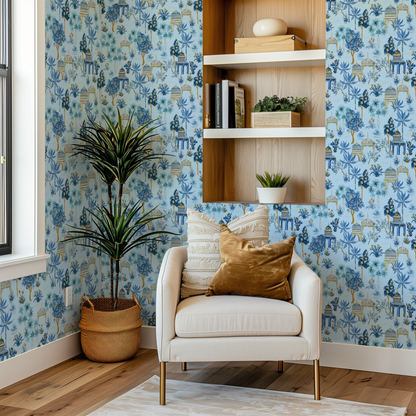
[66,110,173,310]
[256,171,290,188]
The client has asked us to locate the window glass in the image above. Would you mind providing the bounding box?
[0,0,11,255]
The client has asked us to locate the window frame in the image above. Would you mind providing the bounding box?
[0,0,12,256]
[0,0,48,281]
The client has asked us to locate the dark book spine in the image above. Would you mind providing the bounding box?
[229,87,236,129]
[215,83,222,128]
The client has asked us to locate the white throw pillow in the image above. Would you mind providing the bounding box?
[181,205,269,299]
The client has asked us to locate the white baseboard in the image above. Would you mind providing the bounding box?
[0,332,82,390]
[141,325,157,349]
[320,342,416,377]
[2,327,414,391]
[0,325,157,390]
[289,342,416,377]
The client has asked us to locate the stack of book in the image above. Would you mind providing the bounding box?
[204,80,245,129]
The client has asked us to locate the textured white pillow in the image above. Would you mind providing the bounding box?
[181,205,269,299]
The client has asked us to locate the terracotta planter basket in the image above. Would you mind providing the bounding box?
[79,294,143,363]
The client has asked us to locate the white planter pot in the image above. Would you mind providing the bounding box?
[257,187,287,204]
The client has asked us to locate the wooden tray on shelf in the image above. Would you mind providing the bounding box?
[234,35,306,54]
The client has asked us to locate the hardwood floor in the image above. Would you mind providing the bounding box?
[0,348,414,415]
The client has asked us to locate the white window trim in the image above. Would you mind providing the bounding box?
[0,0,48,282]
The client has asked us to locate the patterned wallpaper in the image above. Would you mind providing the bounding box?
[1,0,416,364]
[322,0,416,347]
[0,0,204,363]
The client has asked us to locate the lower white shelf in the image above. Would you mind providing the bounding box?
[203,199,325,206]
[203,127,325,139]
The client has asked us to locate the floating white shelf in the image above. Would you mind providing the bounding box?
[203,49,326,69]
[203,127,325,139]
[201,200,321,206]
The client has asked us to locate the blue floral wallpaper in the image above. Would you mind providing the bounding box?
[1,0,416,364]
[321,0,416,348]
[0,0,204,362]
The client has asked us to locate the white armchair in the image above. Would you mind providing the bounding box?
[156,246,322,405]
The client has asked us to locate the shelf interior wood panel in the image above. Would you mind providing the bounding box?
[203,139,236,202]
[225,66,325,129]
[203,0,226,56]
[223,0,326,54]
[204,137,326,205]
[311,137,326,204]
[202,0,326,206]
[202,0,226,124]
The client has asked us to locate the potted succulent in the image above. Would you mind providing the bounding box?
[251,95,307,128]
[256,171,290,204]
[66,110,172,363]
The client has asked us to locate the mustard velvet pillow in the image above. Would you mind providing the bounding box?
[206,225,295,302]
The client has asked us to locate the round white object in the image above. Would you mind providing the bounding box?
[253,18,287,37]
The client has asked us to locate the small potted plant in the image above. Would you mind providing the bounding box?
[256,171,290,204]
[251,95,307,128]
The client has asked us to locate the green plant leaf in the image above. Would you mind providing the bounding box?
[67,109,180,308]
[252,95,307,113]
[256,171,290,188]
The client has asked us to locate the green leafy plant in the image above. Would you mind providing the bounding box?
[256,171,290,188]
[252,95,307,113]
[66,110,174,310]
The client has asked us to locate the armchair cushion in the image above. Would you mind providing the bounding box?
[206,226,295,302]
[181,206,269,299]
[175,295,301,338]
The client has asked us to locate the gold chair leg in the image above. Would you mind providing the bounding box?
[277,361,283,373]
[181,362,187,371]
[160,362,166,405]
[314,359,320,400]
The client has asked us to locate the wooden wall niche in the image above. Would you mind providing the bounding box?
[203,0,326,205]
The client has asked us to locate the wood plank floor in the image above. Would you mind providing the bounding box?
[0,348,414,415]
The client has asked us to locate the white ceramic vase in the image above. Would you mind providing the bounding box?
[253,18,287,37]
[257,187,287,204]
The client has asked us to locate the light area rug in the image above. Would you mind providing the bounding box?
[88,375,407,416]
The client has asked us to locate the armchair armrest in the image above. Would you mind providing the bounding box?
[289,252,323,359]
[156,246,187,362]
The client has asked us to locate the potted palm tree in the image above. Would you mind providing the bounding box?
[66,110,171,363]
[256,171,290,204]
